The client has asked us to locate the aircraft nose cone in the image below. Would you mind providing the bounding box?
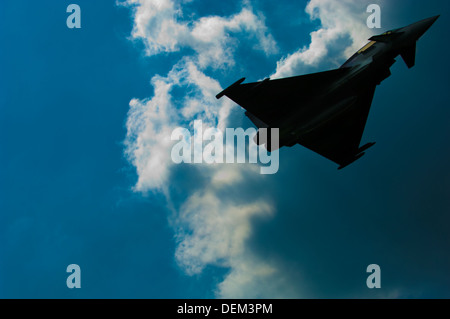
[423,15,440,27]
[410,15,440,38]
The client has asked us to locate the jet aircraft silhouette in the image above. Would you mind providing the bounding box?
[216,16,440,169]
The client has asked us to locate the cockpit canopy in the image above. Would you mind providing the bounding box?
[369,29,403,43]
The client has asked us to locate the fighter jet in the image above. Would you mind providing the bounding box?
[216,16,440,169]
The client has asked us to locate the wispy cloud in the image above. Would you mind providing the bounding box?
[174,166,273,275]
[121,0,277,69]
[122,0,289,298]
[272,0,384,78]
[124,59,231,193]
[123,0,384,298]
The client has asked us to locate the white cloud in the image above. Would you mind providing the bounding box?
[173,165,303,298]
[272,0,385,78]
[123,0,384,298]
[121,0,277,69]
[123,0,289,297]
[124,69,178,193]
[123,0,188,54]
[211,165,244,187]
[124,56,288,294]
[217,255,302,299]
[174,174,273,275]
[124,59,230,192]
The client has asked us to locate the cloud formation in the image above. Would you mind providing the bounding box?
[122,0,277,69]
[174,166,273,275]
[124,60,232,192]
[123,0,289,298]
[123,0,385,298]
[272,0,384,78]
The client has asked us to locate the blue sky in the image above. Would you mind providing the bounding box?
[1,0,449,298]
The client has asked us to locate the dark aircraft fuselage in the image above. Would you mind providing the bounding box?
[280,16,439,148]
[217,16,439,169]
